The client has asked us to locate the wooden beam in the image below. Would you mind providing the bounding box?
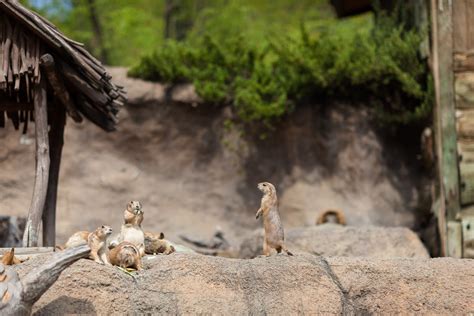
[23,76,49,247]
[40,54,82,123]
[60,61,109,106]
[16,245,91,315]
[0,247,55,255]
[431,0,461,257]
[42,102,65,247]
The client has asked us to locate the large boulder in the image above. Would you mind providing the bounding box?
[329,256,474,314]
[12,253,474,314]
[15,253,347,315]
[239,225,430,258]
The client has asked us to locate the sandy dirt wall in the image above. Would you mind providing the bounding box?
[0,68,428,247]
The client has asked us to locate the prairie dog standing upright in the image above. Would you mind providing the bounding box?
[124,200,143,226]
[109,241,143,270]
[116,201,145,256]
[88,225,113,265]
[256,182,293,256]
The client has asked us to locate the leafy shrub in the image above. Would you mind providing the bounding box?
[129,13,431,125]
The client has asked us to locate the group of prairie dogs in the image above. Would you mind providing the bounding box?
[63,201,175,271]
[63,182,345,269]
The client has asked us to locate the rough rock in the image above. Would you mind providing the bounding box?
[239,225,430,259]
[14,253,347,315]
[12,253,474,314]
[329,257,474,314]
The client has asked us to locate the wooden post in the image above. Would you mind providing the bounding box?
[431,0,461,257]
[42,104,65,247]
[23,76,50,247]
[39,54,70,247]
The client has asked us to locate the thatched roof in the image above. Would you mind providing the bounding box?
[0,0,126,131]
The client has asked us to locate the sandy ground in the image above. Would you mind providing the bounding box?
[0,68,429,248]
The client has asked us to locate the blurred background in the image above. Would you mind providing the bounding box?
[1,0,438,256]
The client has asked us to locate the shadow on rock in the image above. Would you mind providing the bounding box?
[34,296,96,315]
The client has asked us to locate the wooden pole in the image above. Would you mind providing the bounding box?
[431,0,462,257]
[42,103,65,247]
[23,76,50,247]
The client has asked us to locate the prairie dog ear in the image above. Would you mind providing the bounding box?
[159,232,165,239]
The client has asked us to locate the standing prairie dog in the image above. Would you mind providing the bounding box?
[316,209,346,225]
[88,225,113,265]
[124,200,143,226]
[65,226,112,265]
[109,241,143,270]
[256,182,293,256]
[115,201,145,257]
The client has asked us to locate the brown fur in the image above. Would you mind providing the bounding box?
[114,201,145,257]
[109,241,143,270]
[144,232,176,255]
[88,225,113,265]
[1,248,21,265]
[316,209,347,225]
[256,182,293,256]
[64,231,90,249]
[124,201,143,226]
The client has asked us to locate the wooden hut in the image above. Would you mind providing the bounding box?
[0,0,126,247]
[431,0,474,258]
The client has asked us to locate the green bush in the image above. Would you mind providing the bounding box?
[129,14,431,125]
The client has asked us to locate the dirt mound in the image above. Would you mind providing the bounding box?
[0,67,428,249]
[13,253,474,314]
[239,225,430,258]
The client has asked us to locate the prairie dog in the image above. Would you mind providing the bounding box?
[1,248,21,265]
[124,200,143,226]
[88,225,113,265]
[114,201,145,257]
[316,209,346,225]
[109,241,143,270]
[64,231,90,249]
[256,182,293,256]
[144,232,175,255]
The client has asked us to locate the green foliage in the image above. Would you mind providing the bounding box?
[23,0,164,66]
[24,0,432,125]
[130,13,432,125]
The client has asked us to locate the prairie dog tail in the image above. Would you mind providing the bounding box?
[316,209,346,226]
